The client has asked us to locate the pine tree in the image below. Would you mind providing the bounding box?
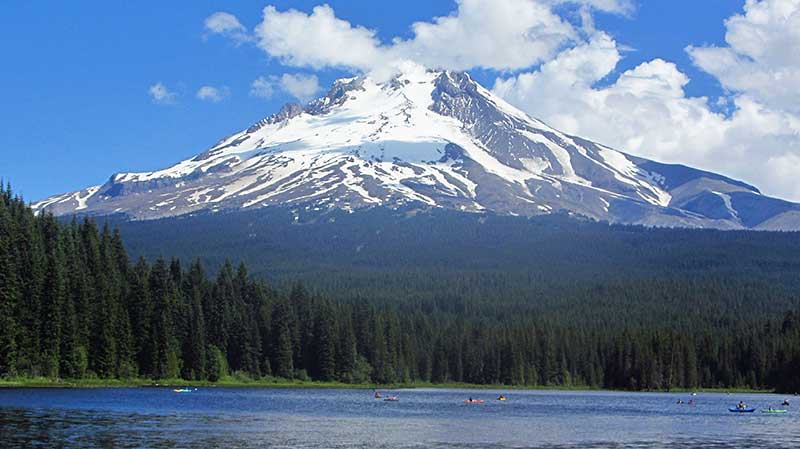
[289,282,312,373]
[89,224,120,378]
[129,257,153,376]
[182,260,207,380]
[208,260,234,353]
[61,220,88,378]
[314,301,336,381]
[0,200,19,376]
[149,258,180,379]
[271,300,294,379]
[15,209,45,375]
[336,315,357,383]
[257,286,273,376]
[39,214,65,378]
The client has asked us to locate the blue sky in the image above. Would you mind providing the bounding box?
[3,0,798,201]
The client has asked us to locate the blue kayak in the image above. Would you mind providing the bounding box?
[729,408,755,413]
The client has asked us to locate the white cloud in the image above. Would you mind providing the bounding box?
[148,82,177,104]
[249,73,321,103]
[250,76,275,99]
[253,5,388,72]
[204,12,250,44]
[553,0,635,14]
[245,1,587,76]
[687,0,800,115]
[241,0,633,76]
[196,85,230,102]
[391,0,577,71]
[493,24,800,201]
[278,73,320,103]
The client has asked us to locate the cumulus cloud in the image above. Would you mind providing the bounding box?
[249,73,320,102]
[239,0,633,76]
[494,19,800,201]
[253,5,388,72]
[208,1,583,77]
[148,82,177,104]
[389,0,577,71]
[687,0,800,115]
[277,73,320,103]
[250,76,275,99]
[196,85,230,102]
[554,0,635,14]
[204,11,250,44]
[209,1,637,76]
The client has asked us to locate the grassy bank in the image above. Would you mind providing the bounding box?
[0,377,774,394]
[0,376,370,389]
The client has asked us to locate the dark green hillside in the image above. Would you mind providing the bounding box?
[111,205,800,292]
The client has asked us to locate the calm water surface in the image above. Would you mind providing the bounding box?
[0,388,796,448]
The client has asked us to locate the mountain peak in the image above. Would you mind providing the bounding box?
[32,71,800,230]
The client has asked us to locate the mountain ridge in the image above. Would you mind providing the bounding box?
[33,68,800,230]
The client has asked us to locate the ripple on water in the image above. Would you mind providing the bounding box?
[1,388,798,448]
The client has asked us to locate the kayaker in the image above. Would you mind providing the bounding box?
[782,399,790,406]
[374,391,381,399]
[737,401,747,410]
[498,395,506,401]
[676,399,684,404]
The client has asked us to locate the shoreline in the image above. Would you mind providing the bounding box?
[0,377,774,394]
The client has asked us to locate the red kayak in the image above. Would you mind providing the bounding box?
[464,399,485,404]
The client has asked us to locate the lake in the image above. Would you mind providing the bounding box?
[0,388,797,448]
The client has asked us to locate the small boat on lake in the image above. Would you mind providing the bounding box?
[761,408,788,414]
[464,399,484,404]
[384,396,399,401]
[729,407,755,413]
[173,388,193,393]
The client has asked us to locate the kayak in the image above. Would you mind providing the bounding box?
[729,408,755,413]
[497,397,507,401]
[173,388,192,393]
[761,409,788,414]
[464,399,485,404]
[384,396,399,401]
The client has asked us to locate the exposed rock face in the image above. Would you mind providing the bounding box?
[33,70,800,230]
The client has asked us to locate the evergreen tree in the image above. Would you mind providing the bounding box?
[271,300,294,379]
[39,214,65,378]
[336,315,357,383]
[314,301,336,381]
[149,258,180,379]
[182,261,207,380]
[129,257,152,376]
[0,199,19,376]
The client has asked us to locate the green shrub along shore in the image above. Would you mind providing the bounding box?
[0,376,771,394]
[3,183,800,394]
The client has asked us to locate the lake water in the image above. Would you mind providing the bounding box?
[0,388,797,448]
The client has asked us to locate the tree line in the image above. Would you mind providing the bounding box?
[1,183,800,391]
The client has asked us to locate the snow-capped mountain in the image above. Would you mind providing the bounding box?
[33,69,800,230]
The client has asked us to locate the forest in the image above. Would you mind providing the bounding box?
[2,183,800,392]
